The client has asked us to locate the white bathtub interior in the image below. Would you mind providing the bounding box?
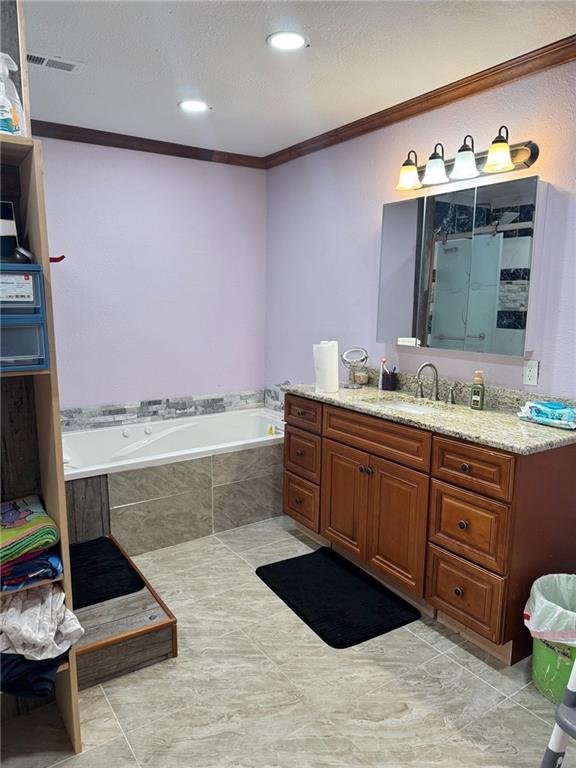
[63,408,284,480]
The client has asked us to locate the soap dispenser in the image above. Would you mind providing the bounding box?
[470,370,485,411]
[0,53,25,136]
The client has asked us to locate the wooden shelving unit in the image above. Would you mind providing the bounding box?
[1,0,82,754]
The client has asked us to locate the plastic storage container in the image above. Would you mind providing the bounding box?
[0,264,49,371]
[524,574,576,705]
[0,264,44,315]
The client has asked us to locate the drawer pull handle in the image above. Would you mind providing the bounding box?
[460,462,471,473]
[454,587,465,598]
[294,408,305,417]
[294,497,304,505]
[458,520,469,530]
[295,449,305,457]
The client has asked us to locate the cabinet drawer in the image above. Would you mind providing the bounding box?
[284,426,322,484]
[283,471,319,532]
[432,437,514,502]
[285,395,322,435]
[426,545,506,642]
[323,405,431,472]
[429,481,511,574]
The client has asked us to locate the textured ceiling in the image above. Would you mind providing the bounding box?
[25,1,576,156]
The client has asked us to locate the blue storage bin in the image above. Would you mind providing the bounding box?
[0,264,45,315]
[0,317,49,371]
[0,264,49,372]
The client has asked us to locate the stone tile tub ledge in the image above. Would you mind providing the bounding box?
[282,384,576,455]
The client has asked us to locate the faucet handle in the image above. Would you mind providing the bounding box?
[445,382,462,404]
[415,379,425,398]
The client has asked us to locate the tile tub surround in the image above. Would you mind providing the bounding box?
[283,384,576,455]
[108,444,284,555]
[60,390,266,432]
[2,517,568,768]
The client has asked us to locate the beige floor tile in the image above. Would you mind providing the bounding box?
[78,686,123,751]
[511,682,557,725]
[323,653,504,765]
[101,656,199,732]
[240,533,319,568]
[444,698,574,767]
[447,641,532,696]
[0,703,74,768]
[404,615,466,653]
[58,736,139,767]
[215,515,297,553]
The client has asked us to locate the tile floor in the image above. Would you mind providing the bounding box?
[2,516,570,768]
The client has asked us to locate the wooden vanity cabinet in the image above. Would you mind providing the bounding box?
[283,393,576,662]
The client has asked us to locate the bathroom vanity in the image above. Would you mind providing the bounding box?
[282,388,576,663]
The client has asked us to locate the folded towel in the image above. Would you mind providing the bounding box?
[1,553,63,591]
[0,496,60,566]
[518,401,576,430]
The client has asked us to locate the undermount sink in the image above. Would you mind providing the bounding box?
[380,400,435,415]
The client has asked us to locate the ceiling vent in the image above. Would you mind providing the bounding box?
[27,53,84,74]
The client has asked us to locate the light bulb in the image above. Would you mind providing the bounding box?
[483,125,515,173]
[449,134,479,180]
[178,100,210,113]
[422,143,449,185]
[395,150,422,191]
[267,32,307,50]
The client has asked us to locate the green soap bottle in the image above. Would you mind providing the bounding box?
[470,370,485,410]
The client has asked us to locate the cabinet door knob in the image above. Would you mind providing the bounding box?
[294,497,304,505]
[359,465,366,474]
[460,462,471,473]
[295,449,304,457]
[458,520,469,530]
[454,587,465,598]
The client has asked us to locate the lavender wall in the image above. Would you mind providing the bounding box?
[42,139,267,408]
[265,63,576,398]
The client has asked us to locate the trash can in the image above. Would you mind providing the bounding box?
[524,574,576,705]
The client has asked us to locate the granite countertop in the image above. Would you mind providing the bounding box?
[283,384,576,455]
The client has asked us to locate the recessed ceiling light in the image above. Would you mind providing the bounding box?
[178,100,211,114]
[266,32,308,51]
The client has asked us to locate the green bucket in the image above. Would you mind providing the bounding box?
[532,638,576,704]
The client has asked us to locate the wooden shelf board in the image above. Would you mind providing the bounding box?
[0,369,51,379]
[0,134,35,165]
[0,574,64,596]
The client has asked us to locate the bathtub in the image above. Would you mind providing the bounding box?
[63,408,284,481]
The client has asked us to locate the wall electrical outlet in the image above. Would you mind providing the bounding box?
[523,360,540,386]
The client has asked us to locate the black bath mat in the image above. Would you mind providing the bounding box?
[70,536,145,609]
[256,547,420,648]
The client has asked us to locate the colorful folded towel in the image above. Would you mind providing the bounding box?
[518,401,576,430]
[1,553,63,591]
[0,496,60,566]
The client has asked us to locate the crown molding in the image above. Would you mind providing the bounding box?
[30,120,267,169]
[31,35,576,170]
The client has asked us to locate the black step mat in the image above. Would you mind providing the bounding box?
[256,547,420,648]
[70,536,145,609]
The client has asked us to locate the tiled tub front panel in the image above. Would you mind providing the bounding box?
[65,444,284,556]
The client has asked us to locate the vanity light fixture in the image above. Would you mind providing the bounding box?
[266,32,308,50]
[482,125,515,173]
[178,100,211,114]
[422,143,449,186]
[449,134,479,180]
[394,150,422,191]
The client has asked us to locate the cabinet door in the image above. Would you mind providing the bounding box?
[321,438,369,559]
[366,456,429,595]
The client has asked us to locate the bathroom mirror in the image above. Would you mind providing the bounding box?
[377,176,538,357]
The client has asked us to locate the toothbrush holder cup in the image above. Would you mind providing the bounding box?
[380,372,398,391]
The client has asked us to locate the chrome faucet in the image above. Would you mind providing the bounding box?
[415,362,440,401]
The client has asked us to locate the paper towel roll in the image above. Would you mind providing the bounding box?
[313,340,339,393]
